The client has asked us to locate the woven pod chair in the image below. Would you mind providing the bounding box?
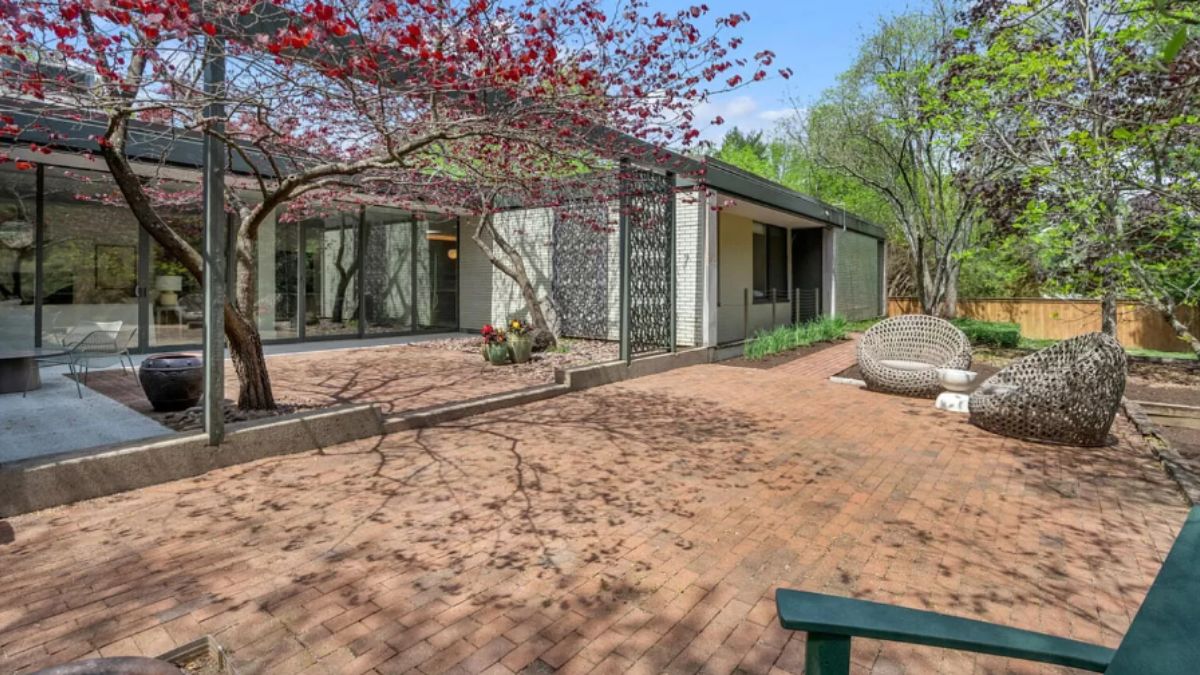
[856,315,972,397]
[969,332,1127,446]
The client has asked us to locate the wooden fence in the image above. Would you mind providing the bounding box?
[887,297,1199,353]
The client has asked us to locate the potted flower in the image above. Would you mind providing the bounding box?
[481,324,509,365]
[507,318,532,363]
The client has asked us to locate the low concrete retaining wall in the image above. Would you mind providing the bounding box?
[1,348,717,517]
[1124,399,1200,506]
[0,405,384,517]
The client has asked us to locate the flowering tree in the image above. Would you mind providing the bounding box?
[0,0,783,409]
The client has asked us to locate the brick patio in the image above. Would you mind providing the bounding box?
[0,340,1189,674]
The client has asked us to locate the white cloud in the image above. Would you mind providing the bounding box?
[693,94,803,143]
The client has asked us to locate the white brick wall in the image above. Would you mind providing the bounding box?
[458,208,558,333]
[457,190,706,347]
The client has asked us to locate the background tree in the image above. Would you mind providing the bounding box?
[1,0,780,408]
[950,0,1200,350]
[785,2,988,317]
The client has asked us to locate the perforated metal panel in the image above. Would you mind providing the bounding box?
[620,166,674,356]
[835,229,882,320]
[551,200,611,340]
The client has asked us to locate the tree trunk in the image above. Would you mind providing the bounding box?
[101,141,278,411]
[1100,293,1118,338]
[1166,312,1200,359]
[225,301,275,409]
[231,233,276,409]
[471,213,557,348]
[938,271,959,319]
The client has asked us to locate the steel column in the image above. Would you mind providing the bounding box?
[202,37,227,446]
[33,164,44,348]
[667,171,676,353]
[618,159,631,364]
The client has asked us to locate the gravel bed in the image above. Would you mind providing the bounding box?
[411,336,619,381]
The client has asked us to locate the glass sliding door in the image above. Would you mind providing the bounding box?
[146,183,204,347]
[40,166,139,348]
[251,210,300,341]
[0,163,38,350]
[422,216,458,331]
[363,207,415,334]
[302,210,359,338]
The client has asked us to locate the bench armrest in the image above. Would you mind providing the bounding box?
[776,589,1113,672]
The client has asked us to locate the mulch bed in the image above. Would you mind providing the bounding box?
[717,339,845,370]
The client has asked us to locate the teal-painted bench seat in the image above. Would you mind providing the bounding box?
[776,507,1200,674]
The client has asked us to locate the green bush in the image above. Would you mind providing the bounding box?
[951,318,1021,348]
[744,316,849,360]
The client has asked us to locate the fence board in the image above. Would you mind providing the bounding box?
[887,297,1198,353]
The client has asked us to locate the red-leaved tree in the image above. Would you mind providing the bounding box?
[0,0,786,409]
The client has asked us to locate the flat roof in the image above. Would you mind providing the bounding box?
[696,157,886,241]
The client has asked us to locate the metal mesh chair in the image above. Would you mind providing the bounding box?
[857,315,972,397]
[969,332,1126,446]
[26,328,137,399]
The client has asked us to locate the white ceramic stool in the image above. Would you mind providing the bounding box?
[935,392,970,413]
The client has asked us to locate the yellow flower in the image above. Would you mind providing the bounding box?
[511,320,520,329]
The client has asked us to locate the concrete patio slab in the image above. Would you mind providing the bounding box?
[0,366,171,465]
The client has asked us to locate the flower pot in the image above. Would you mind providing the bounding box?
[508,336,532,363]
[138,353,203,412]
[486,343,510,365]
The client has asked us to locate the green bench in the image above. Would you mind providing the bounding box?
[776,507,1199,674]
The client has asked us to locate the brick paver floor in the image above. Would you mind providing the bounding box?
[0,340,1190,674]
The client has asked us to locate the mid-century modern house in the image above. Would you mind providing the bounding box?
[0,105,885,356]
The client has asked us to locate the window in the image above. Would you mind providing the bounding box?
[752,223,787,303]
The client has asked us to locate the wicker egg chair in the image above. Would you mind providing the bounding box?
[856,315,972,398]
[968,332,1127,446]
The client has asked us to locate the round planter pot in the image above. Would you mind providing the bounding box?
[508,336,532,364]
[486,343,510,365]
[138,353,203,412]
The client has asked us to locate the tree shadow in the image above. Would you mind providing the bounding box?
[0,385,782,673]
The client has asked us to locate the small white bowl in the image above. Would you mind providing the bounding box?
[937,368,978,392]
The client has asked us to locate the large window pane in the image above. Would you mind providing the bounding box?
[303,210,359,337]
[41,166,138,346]
[422,216,458,330]
[752,223,768,302]
[254,212,300,340]
[0,163,38,350]
[363,207,415,334]
[752,222,787,304]
[148,183,204,347]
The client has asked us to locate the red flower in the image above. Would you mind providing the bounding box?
[14,160,33,171]
[202,22,217,37]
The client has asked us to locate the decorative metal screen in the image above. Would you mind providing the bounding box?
[551,200,611,339]
[622,166,674,355]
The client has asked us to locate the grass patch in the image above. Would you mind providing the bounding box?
[1011,337,1196,361]
[952,318,1021,348]
[1125,347,1198,360]
[845,317,883,333]
[744,316,849,361]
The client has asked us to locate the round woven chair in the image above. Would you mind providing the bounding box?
[856,315,972,398]
[968,332,1127,446]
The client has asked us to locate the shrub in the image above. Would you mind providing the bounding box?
[744,316,849,360]
[951,318,1021,348]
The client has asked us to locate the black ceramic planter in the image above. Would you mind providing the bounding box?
[138,353,203,412]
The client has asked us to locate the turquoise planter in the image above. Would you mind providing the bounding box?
[486,343,510,365]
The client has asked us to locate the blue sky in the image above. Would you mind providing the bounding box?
[685,0,913,142]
